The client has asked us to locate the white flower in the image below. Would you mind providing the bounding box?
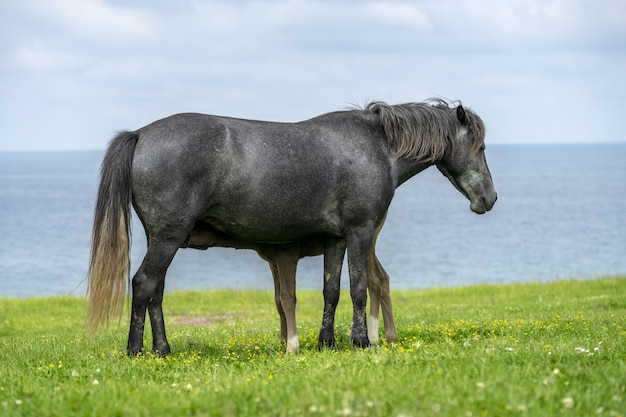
[92,379,99,385]
[561,397,574,409]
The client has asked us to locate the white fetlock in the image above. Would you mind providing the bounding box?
[286,335,300,353]
[367,316,379,345]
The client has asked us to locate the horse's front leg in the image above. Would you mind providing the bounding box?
[319,239,346,348]
[346,229,374,348]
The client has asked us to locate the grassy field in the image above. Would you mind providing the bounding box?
[1,277,625,416]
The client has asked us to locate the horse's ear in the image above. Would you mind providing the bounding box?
[456,105,469,125]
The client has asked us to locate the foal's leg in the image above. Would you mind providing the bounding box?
[128,238,180,356]
[376,256,397,342]
[274,245,300,353]
[367,252,382,345]
[365,214,397,344]
[260,244,300,353]
[367,253,397,343]
[269,262,288,343]
[318,239,346,348]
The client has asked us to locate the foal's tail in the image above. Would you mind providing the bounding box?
[86,131,138,331]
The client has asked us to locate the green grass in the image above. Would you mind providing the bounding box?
[1,278,625,416]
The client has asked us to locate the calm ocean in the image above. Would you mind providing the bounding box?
[1,144,625,298]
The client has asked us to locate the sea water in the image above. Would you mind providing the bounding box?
[1,143,625,298]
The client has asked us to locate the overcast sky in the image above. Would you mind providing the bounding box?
[1,0,624,150]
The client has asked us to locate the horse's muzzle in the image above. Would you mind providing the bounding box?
[470,193,497,214]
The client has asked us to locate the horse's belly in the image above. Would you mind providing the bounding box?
[201,205,337,244]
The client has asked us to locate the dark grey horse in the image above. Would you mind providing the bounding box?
[87,99,496,356]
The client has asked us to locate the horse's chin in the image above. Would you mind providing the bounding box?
[470,202,486,214]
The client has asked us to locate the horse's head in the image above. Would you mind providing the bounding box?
[436,105,497,214]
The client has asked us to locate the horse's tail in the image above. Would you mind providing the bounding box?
[86,131,138,331]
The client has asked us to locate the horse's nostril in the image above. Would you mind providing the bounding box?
[486,194,497,210]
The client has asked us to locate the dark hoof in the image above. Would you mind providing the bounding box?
[318,336,336,351]
[127,346,143,357]
[351,336,370,348]
[153,344,171,357]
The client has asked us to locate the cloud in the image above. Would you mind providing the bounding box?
[24,0,157,42]
[364,2,431,28]
[0,0,624,150]
[11,42,86,72]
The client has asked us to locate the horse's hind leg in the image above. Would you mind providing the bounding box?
[127,238,181,356]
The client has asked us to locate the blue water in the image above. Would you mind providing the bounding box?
[1,144,625,298]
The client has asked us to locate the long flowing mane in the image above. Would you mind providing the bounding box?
[364,99,485,162]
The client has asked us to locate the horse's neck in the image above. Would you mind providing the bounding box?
[394,158,433,187]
